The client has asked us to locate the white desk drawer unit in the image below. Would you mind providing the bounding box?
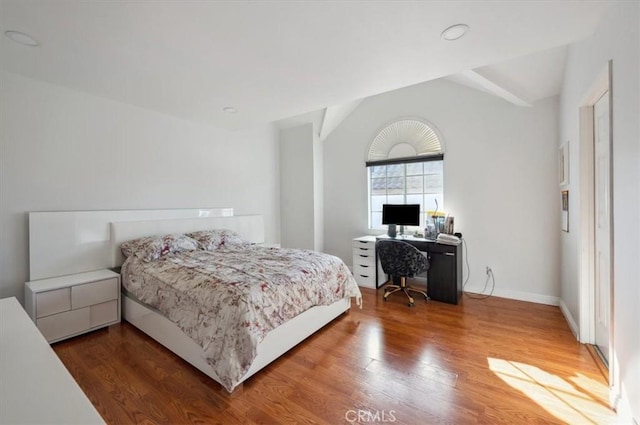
[25,269,120,343]
[352,236,386,288]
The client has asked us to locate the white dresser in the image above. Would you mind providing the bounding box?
[25,269,120,343]
[0,297,105,424]
[352,236,386,288]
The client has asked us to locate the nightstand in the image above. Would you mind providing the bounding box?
[25,269,120,343]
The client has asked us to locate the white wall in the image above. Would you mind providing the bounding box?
[0,72,280,302]
[279,124,315,249]
[279,122,325,251]
[324,78,560,304]
[558,2,639,421]
[313,128,324,252]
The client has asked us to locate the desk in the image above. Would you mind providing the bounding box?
[375,235,462,305]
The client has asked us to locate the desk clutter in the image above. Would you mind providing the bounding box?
[425,211,455,239]
[436,233,461,245]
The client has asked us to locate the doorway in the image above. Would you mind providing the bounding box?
[578,61,614,404]
[593,91,611,366]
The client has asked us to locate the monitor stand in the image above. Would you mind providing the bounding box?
[387,224,406,238]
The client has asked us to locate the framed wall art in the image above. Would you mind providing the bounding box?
[559,141,569,186]
[561,190,569,232]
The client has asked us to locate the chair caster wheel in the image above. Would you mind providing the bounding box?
[383,297,388,302]
[408,302,414,307]
[424,295,429,301]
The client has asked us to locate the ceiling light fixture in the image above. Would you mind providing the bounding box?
[4,30,39,47]
[222,106,238,114]
[441,24,469,41]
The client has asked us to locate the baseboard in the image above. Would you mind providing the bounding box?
[613,383,638,425]
[585,344,608,381]
[464,285,559,306]
[559,299,580,340]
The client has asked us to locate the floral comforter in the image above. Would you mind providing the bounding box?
[121,245,361,392]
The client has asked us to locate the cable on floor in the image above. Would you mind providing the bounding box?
[461,237,495,300]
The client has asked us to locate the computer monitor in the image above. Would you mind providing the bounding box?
[382,204,420,237]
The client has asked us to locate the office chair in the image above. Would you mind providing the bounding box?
[376,239,430,307]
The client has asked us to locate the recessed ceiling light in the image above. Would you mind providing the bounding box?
[4,30,39,47]
[222,106,238,114]
[441,24,469,41]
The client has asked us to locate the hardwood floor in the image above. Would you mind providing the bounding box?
[53,288,620,424]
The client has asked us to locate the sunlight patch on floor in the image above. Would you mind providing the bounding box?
[365,328,382,358]
[487,357,621,424]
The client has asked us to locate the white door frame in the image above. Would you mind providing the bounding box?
[578,61,616,404]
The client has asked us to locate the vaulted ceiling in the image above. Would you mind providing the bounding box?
[1,1,608,130]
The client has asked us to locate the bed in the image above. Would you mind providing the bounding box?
[110,215,361,393]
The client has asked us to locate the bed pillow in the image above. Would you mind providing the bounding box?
[187,229,249,251]
[186,229,225,251]
[121,234,198,262]
[160,233,199,254]
[219,230,250,248]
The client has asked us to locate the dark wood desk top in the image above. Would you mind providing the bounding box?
[375,234,457,253]
[375,234,435,243]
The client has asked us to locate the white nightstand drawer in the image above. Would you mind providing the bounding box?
[37,307,90,342]
[36,288,71,318]
[72,278,118,309]
[90,300,118,327]
[26,269,120,343]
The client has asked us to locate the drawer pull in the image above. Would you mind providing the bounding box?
[359,274,369,278]
[359,247,368,251]
[359,265,369,268]
[359,255,368,257]
[445,253,455,256]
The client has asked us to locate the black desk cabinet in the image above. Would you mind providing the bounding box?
[426,243,462,305]
[375,236,462,305]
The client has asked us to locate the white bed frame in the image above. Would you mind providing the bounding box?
[29,208,233,281]
[110,215,351,393]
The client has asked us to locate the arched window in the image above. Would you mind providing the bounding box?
[366,119,444,230]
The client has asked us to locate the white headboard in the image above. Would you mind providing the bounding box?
[28,208,233,280]
[110,215,265,267]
